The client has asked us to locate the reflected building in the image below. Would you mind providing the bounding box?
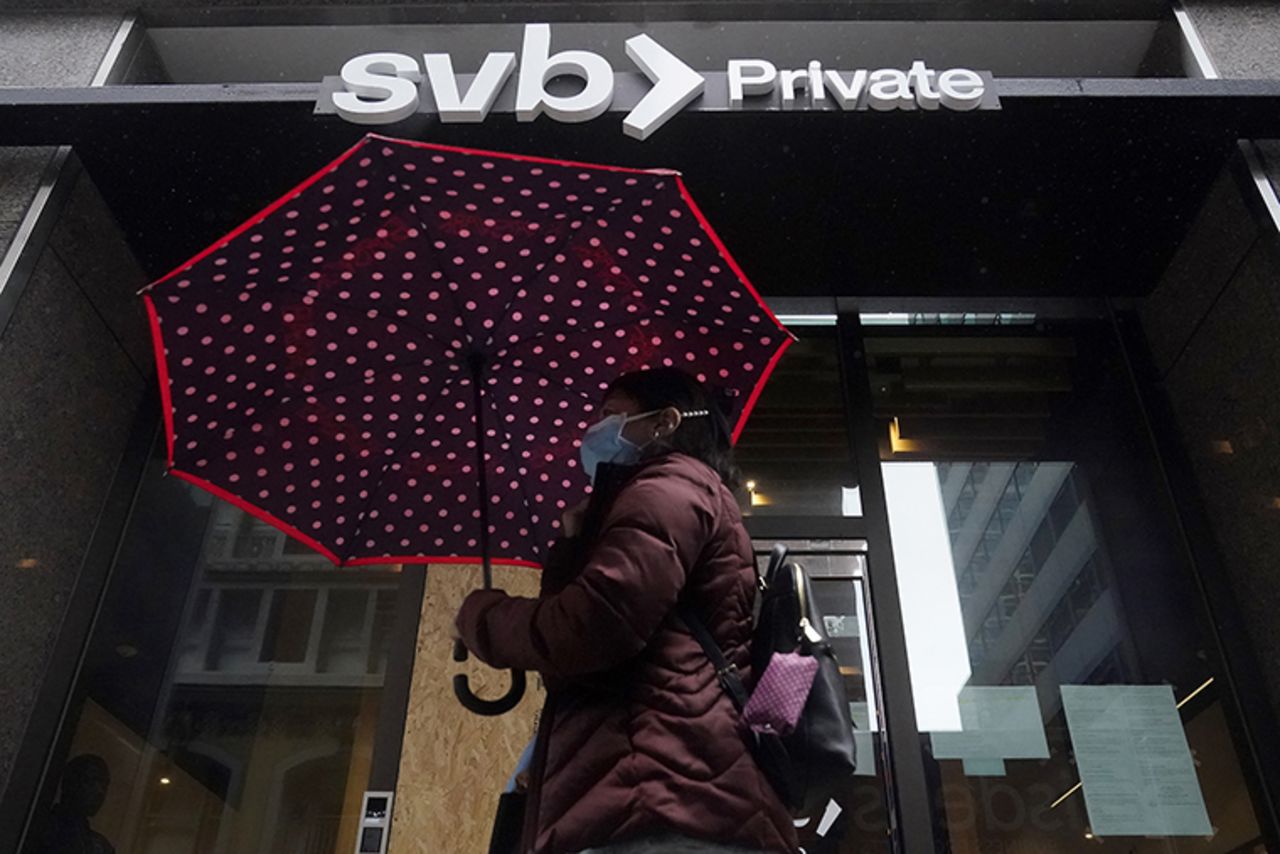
[941,462,1133,706]
[61,499,400,854]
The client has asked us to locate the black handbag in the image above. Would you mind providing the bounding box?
[682,544,857,813]
[488,790,526,854]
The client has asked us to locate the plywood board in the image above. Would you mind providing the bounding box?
[390,563,544,853]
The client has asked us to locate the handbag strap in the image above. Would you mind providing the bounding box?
[679,546,789,714]
[677,606,750,712]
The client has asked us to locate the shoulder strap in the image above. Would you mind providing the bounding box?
[677,606,750,711]
[766,543,789,586]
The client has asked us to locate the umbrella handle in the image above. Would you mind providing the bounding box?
[452,639,527,716]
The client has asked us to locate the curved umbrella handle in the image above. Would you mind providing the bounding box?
[452,639,527,716]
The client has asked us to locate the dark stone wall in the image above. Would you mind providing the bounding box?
[1183,1,1280,78]
[1136,0,1280,726]
[1184,3,1280,188]
[0,13,121,254]
[1141,160,1280,715]
[0,9,139,806]
[0,167,152,801]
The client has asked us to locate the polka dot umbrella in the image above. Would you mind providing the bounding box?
[141,133,793,712]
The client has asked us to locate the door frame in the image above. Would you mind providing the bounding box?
[746,300,1280,853]
[743,306,943,854]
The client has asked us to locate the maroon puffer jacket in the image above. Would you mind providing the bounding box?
[456,453,798,854]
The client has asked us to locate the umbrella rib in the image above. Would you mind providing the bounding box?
[482,216,590,352]
[482,389,550,564]
[345,373,462,561]
[496,315,659,357]
[264,281,454,353]
[484,185,682,356]
[496,366,601,413]
[498,312,781,362]
[191,355,463,464]
[410,202,480,347]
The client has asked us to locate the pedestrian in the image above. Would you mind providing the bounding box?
[32,754,116,854]
[456,367,798,854]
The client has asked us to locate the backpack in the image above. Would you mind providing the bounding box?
[680,543,859,813]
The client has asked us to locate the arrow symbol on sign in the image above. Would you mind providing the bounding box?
[623,34,705,141]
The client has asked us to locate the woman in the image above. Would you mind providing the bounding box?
[455,368,798,854]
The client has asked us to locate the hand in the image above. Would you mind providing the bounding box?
[561,498,590,538]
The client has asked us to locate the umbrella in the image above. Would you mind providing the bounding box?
[141,133,793,713]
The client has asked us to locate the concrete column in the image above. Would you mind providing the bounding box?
[1182,2,1280,186]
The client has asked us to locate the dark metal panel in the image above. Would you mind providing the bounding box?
[1110,305,1280,849]
[1,393,162,854]
[0,80,1266,304]
[369,565,426,790]
[744,515,869,541]
[133,1,1176,29]
[838,314,940,854]
[837,296,1108,318]
[0,152,80,341]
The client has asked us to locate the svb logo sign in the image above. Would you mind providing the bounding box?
[321,23,998,140]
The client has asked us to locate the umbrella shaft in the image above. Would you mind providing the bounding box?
[470,359,493,590]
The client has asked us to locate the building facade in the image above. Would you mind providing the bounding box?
[3,2,1280,853]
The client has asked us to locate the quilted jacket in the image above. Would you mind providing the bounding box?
[456,453,798,854]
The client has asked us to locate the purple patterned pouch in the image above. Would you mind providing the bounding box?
[742,652,820,736]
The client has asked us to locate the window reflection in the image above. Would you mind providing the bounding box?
[873,324,1265,853]
[28,449,402,854]
[753,544,889,853]
[941,462,1125,691]
[736,326,859,517]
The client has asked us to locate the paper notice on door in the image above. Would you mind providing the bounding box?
[961,758,1008,776]
[1060,685,1211,837]
[849,702,876,776]
[929,686,1049,774]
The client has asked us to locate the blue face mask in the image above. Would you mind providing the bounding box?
[579,410,660,484]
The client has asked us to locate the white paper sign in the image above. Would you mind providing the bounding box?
[849,702,876,777]
[929,686,1049,776]
[1061,685,1212,837]
[824,614,859,638]
[961,758,1008,776]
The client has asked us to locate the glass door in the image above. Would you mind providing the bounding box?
[739,304,1275,853]
[855,309,1270,854]
[750,539,890,854]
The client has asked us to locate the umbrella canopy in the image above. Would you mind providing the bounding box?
[142,133,792,571]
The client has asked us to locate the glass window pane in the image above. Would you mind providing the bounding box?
[210,589,263,669]
[736,326,858,517]
[318,590,371,675]
[260,588,319,663]
[871,323,1264,852]
[27,443,404,854]
[753,544,889,852]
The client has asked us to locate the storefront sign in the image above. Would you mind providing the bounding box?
[318,23,999,139]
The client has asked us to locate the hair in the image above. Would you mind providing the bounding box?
[60,754,110,800]
[64,754,109,781]
[605,368,741,490]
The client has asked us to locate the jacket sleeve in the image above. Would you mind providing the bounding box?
[456,465,717,678]
[539,536,586,596]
